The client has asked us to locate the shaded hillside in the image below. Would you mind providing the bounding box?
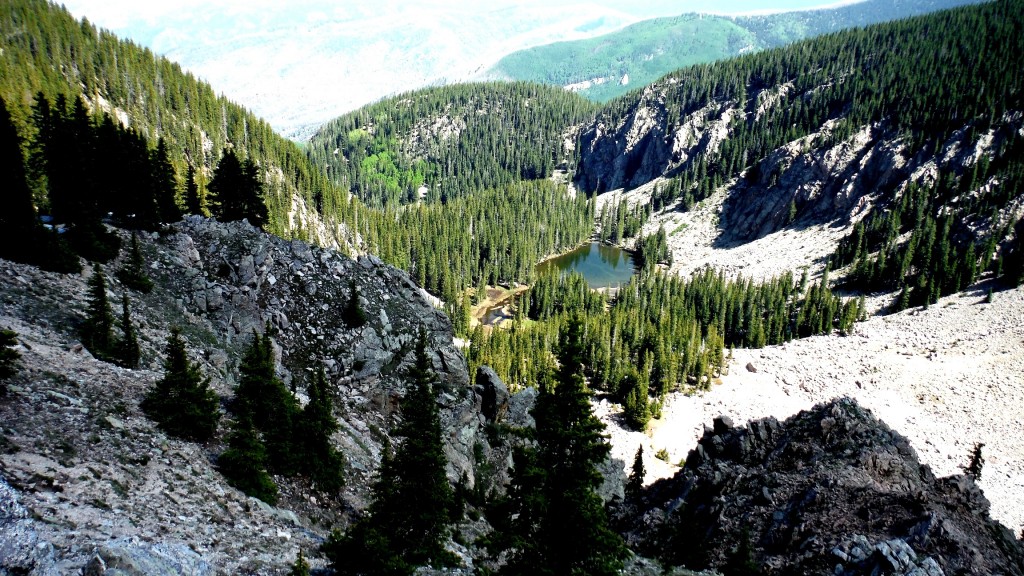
[574,0,1024,295]
[490,0,985,103]
[620,398,1024,575]
[305,82,596,207]
[0,0,354,243]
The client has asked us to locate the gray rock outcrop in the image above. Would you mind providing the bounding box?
[620,398,1024,575]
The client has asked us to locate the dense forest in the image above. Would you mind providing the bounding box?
[469,265,859,431]
[0,0,353,240]
[305,82,597,207]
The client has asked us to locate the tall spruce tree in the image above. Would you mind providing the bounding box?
[296,367,345,492]
[184,164,203,216]
[234,327,298,474]
[325,329,457,575]
[0,95,79,273]
[208,148,268,229]
[117,232,154,293]
[116,294,141,369]
[218,413,278,504]
[151,138,181,224]
[0,96,40,260]
[141,327,220,442]
[0,329,20,382]
[81,263,115,360]
[497,316,626,576]
[626,446,645,500]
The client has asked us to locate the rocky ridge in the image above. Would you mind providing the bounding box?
[621,398,1024,575]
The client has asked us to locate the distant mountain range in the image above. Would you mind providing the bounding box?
[487,0,987,102]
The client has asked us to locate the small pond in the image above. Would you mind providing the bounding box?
[535,242,636,289]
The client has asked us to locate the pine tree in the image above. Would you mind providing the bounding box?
[141,327,220,442]
[289,550,311,576]
[621,368,650,431]
[965,442,985,481]
[626,446,645,500]
[0,329,20,381]
[117,232,154,293]
[184,164,203,216]
[208,148,268,229]
[296,367,345,492]
[151,137,181,224]
[116,294,141,369]
[218,414,278,504]
[497,316,626,576]
[0,95,79,273]
[325,329,457,575]
[0,96,40,261]
[234,327,298,474]
[82,263,115,360]
[723,527,761,576]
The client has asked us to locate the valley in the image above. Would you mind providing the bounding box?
[1,0,1023,574]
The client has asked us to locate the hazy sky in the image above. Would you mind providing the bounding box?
[60,0,853,40]
[58,0,862,135]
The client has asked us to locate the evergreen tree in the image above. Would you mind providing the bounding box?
[296,367,345,492]
[626,446,645,500]
[151,137,182,224]
[965,442,985,481]
[621,367,651,431]
[0,95,79,273]
[0,96,40,260]
[81,263,115,360]
[0,329,20,381]
[208,148,268,229]
[218,413,278,504]
[325,329,457,575]
[184,164,203,216]
[117,232,154,293]
[343,280,367,328]
[289,550,311,576]
[141,327,220,442]
[234,327,298,474]
[497,316,626,576]
[240,156,269,229]
[116,294,141,369]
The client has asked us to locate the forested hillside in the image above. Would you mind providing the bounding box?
[305,82,596,206]
[0,0,595,307]
[490,0,984,102]
[575,0,1024,298]
[0,0,353,241]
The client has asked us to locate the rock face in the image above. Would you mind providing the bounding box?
[575,77,1023,247]
[621,398,1024,575]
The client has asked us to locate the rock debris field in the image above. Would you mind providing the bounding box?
[602,285,1024,535]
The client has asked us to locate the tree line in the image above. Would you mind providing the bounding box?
[0,94,272,268]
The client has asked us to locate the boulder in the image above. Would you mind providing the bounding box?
[475,366,509,423]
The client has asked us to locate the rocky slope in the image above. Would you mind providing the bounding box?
[0,218,530,574]
[621,398,1024,575]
